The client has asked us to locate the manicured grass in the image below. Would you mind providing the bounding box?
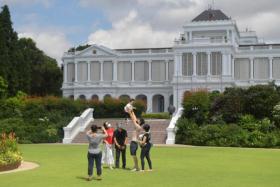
[1,144,280,187]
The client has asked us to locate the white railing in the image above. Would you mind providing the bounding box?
[166,107,184,145]
[63,108,94,144]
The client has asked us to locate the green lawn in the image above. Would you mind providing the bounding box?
[1,144,280,187]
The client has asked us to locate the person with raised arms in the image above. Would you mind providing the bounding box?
[124,100,145,171]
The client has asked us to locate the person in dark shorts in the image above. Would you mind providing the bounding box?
[113,123,128,169]
[139,124,152,172]
[127,109,145,171]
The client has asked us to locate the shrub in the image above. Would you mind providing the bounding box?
[272,103,280,128]
[210,87,245,123]
[244,84,280,119]
[175,118,201,145]
[182,91,210,125]
[142,112,170,119]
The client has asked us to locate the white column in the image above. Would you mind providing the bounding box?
[148,60,152,82]
[113,60,117,81]
[189,31,192,42]
[231,31,235,44]
[100,61,103,81]
[175,53,182,76]
[164,94,169,112]
[222,53,227,76]
[178,53,183,76]
[226,30,230,43]
[250,57,254,80]
[192,52,197,76]
[147,95,153,113]
[165,60,169,81]
[87,61,90,82]
[74,61,78,82]
[269,57,273,80]
[63,62,67,83]
[232,58,235,79]
[131,61,135,82]
[207,52,211,76]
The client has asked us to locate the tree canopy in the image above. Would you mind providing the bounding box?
[0,5,62,97]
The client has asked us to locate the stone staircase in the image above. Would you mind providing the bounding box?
[72,118,170,144]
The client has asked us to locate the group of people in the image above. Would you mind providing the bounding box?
[86,99,153,181]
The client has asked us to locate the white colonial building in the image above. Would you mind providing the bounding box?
[62,9,280,113]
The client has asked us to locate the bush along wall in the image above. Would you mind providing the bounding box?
[0,95,146,143]
[176,83,280,148]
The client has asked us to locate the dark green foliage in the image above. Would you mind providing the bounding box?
[142,112,170,119]
[68,44,91,52]
[0,96,146,143]
[182,91,210,125]
[244,84,280,119]
[0,5,62,97]
[210,87,245,123]
[0,76,7,99]
[176,84,280,148]
[175,117,280,148]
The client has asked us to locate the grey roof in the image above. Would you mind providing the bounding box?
[192,9,230,22]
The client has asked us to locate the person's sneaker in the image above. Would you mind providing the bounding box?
[140,170,145,172]
[147,169,153,172]
[96,176,102,180]
[131,168,138,172]
[87,176,93,181]
[109,166,114,170]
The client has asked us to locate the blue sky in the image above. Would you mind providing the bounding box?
[8,0,111,46]
[1,0,280,64]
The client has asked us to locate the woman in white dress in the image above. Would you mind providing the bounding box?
[101,122,115,169]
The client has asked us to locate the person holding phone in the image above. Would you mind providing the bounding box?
[86,124,108,181]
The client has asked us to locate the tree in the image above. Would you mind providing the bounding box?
[0,5,20,96]
[0,76,8,99]
[0,5,63,97]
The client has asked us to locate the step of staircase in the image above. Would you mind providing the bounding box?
[72,118,170,144]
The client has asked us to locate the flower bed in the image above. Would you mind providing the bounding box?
[0,133,22,172]
[0,160,21,172]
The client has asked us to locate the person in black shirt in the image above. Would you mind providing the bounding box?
[113,123,128,169]
[139,124,152,171]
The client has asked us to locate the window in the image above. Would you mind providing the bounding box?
[77,62,87,82]
[103,61,113,81]
[211,52,222,75]
[168,60,174,80]
[135,61,148,81]
[67,63,75,82]
[254,58,269,79]
[182,53,193,76]
[90,61,100,81]
[196,52,207,75]
[234,58,250,80]
[151,60,165,81]
[118,61,132,81]
[273,58,280,79]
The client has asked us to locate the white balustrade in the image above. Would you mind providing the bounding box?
[166,107,184,144]
[63,108,94,144]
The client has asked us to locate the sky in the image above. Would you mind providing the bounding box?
[1,0,280,65]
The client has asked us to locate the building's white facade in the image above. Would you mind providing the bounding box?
[62,9,280,113]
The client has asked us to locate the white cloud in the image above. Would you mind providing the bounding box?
[82,0,280,44]
[18,30,71,65]
[0,0,52,8]
[88,10,177,49]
